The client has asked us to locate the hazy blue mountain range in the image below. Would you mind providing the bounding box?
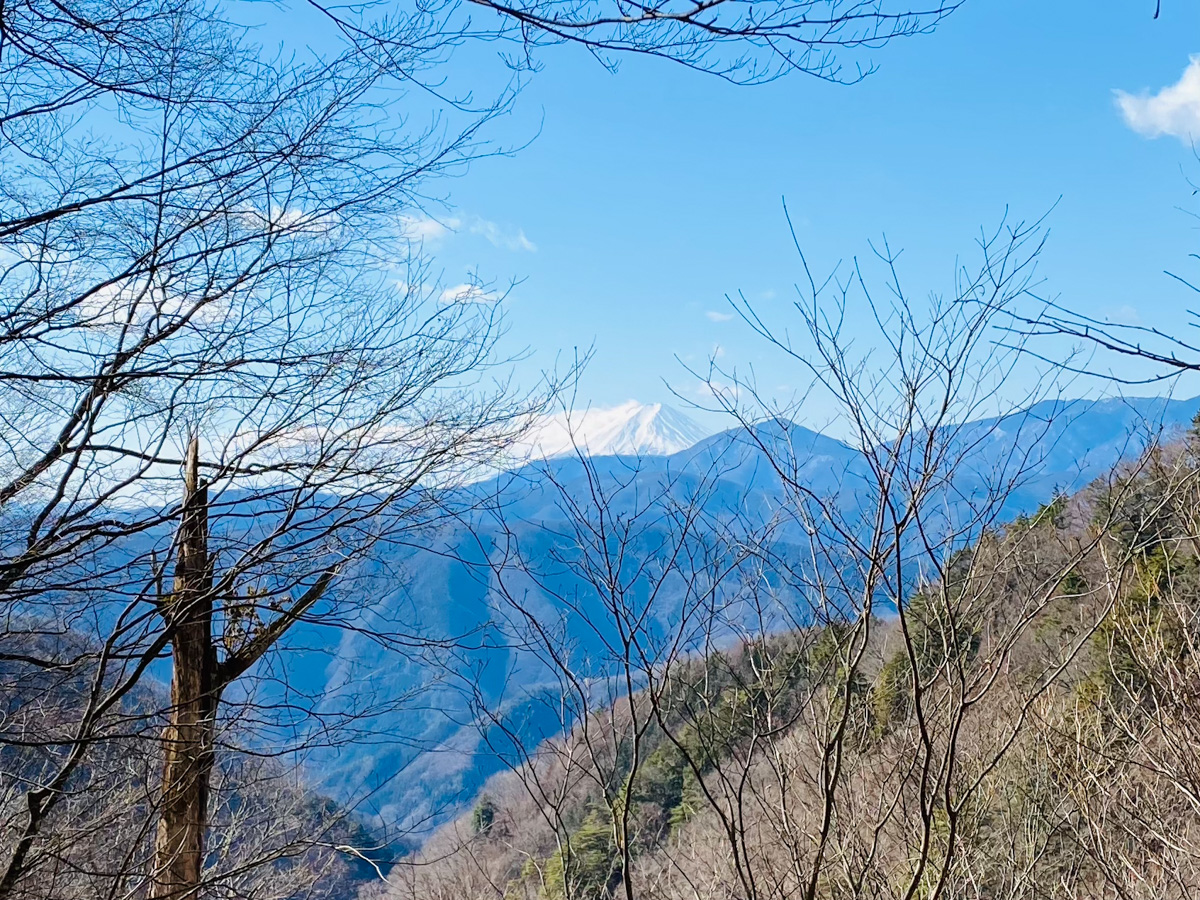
[260,394,1200,835]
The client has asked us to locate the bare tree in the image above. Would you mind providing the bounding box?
[0,0,537,894]
[0,0,984,893]
[380,219,1200,900]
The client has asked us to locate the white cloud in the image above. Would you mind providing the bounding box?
[1116,56,1200,141]
[399,213,535,252]
[466,217,536,252]
[75,278,229,330]
[438,283,499,305]
[1102,304,1142,325]
[236,204,338,236]
[705,310,734,322]
[694,378,741,406]
[400,214,459,242]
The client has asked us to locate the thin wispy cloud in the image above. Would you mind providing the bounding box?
[400,213,536,251]
[467,218,537,252]
[1116,56,1200,142]
[400,214,457,242]
[695,378,741,406]
[705,310,734,322]
[439,284,499,305]
[1102,304,1142,325]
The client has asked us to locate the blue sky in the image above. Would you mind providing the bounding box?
[397,0,1200,429]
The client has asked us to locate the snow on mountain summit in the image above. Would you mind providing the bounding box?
[520,401,712,459]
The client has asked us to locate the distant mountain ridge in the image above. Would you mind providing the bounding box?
[287,394,1200,834]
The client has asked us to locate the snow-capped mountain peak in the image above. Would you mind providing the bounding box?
[519,401,712,460]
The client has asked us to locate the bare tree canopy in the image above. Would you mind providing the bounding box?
[0,0,535,894]
[1,0,1057,895]
[457,0,959,82]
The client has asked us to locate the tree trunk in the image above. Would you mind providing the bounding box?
[150,438,218,899]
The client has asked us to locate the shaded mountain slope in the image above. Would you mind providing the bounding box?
[300,394,1200,834]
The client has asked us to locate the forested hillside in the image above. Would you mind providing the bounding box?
[306,393,1200,831]
[0,631,386,898]
[380,426,1200,900]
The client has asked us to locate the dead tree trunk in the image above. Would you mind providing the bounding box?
[150,437,219,899]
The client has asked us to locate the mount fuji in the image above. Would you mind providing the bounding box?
[82,393,1200,840]
[514,400,712,460]
[299,393,1200,833]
